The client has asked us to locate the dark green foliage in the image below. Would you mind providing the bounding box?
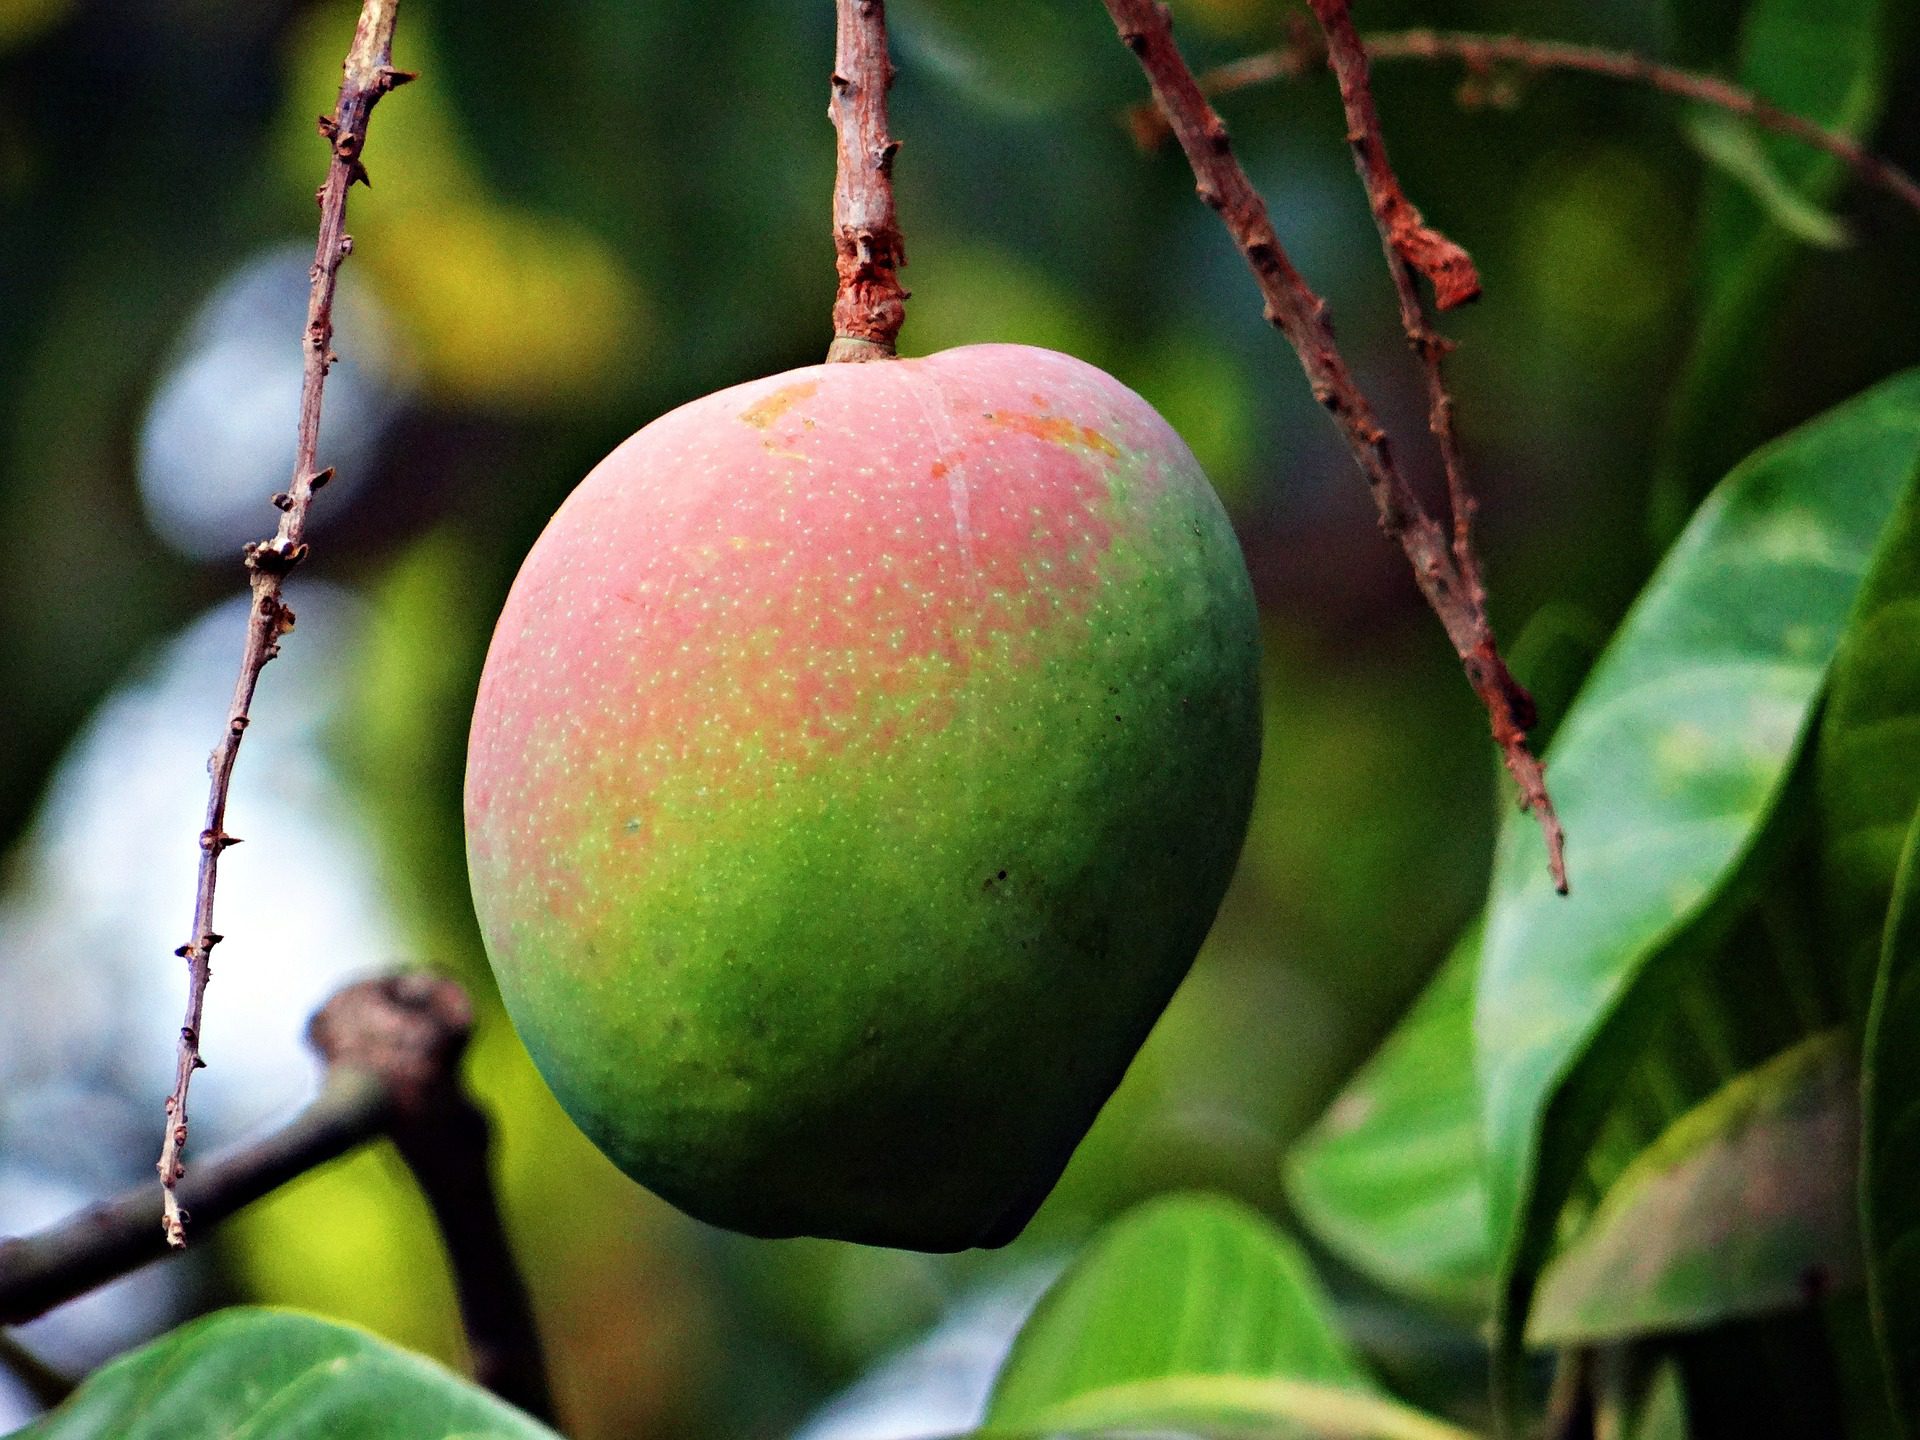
[1476,368,1920,1409]
[1863,814,1920,1430]
[1281,370,1920,1436]
[1652,0,1894,538]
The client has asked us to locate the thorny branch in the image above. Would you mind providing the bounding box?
[1133,20,1920,221]
[158,0,414,1248]
[5,977,555,1426]
[1100,0,1568,892]
[827,0,909,361]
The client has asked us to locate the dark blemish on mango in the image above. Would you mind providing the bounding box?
[740,380,821,429]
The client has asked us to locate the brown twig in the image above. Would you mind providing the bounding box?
[157,0,415,1248]
[1307,2,1480,312]
[1101,0,1567,892]
[9,1070,387,1328]
[826,0,908,361]
[5,977,554,1426]
[1133,21,1920,220]
[1306,0,1488,658]
[313,984,552,1421]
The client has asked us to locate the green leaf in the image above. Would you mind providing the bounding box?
[1285,931,1492,1319]
[1817,388,1920,1433]
[981,1195,1481,1437]
[1530,1031,1860,1343]
[1863,804,1920,1432]
[1820,471,1920,995]
[14,1308,559,1440]
[1684,111,1851,250]
[986,1194,1374,1432]
[1600,1357,1691,1440]
[983,1375,1479,1440]
[1477,367,1920,1391]
[1652,0,1891,531]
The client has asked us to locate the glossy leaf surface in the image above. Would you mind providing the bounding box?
[1821,473,1920,993]
[983,1195,1476,1438]
[988,1193,1371,1427]
[1478,368,1920,1374]
[14,1307,559,1440]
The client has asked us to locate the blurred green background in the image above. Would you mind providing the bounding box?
[0,0,1915,1435]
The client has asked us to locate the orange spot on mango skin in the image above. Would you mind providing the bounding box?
[987,410,1120,458]
[740,380,821,429]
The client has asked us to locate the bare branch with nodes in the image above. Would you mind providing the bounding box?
[1130,19,1920,221]
[1307,0,1493,653]
[1100,0,1567,891]
[8,976,554,1426]
[157,0,415,1248]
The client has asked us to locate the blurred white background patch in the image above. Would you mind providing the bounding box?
[0,584,402,1413]
[136,243,409,562]
[794,1264,1058,1440]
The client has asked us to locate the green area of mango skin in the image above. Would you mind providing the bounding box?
[465,344,1262,1252]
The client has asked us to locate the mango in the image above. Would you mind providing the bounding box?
[465,343,1261,1251]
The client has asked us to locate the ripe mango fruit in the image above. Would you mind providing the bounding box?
[465,344,1261,1250]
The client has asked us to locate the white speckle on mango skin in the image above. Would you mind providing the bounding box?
[464,343,1265,1251]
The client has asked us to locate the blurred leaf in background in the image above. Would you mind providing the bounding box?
[1652,0,1894,538]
